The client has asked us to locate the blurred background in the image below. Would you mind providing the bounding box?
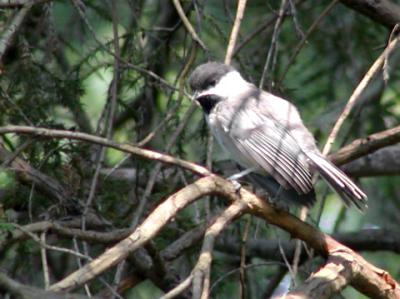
[0,0,399,298]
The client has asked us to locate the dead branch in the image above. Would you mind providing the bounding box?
[0,125,211,176]
[171,0,207,50]
[0,144,69,203]
[0,1,33,62]
[42,175,400,298]
[224,0,248,65]
[276,250,354,299]
[329,125,400,166]
[0,271,93,299]
[342,145,400,177]
[0,218,108,259]
[192,200,248,299]
[48,176,223,292]
[340,0,400,28]
[322,33,400,155]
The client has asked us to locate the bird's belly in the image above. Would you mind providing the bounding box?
[209,120,261,172]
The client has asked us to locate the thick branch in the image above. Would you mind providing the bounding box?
[46,176,400,298]
[48,176,223,292]
[217,228,400,263]
[342,145,400,177]
[340,0,400,28]
[0,272,93,299]
[329,125,400,166]
[278,250,354,299]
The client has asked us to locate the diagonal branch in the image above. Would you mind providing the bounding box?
[277,250,355,299]
[322,32,400,156]
[0,1,33,62]
[171,0,207,50]
[192,200,247,299]
[329,125,400,166]
[44,175,400,298]
[340,0,400,28]
[0,125,211,176]
[224,0,248,65]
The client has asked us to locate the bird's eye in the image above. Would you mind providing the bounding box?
[208,79,217,87]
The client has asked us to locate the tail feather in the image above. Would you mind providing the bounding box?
[248,173,316,207]
[306,152,367,211]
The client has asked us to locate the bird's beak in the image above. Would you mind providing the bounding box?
[192,91,200,102]
[192,90,210,102]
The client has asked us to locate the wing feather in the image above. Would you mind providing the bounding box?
[228,109,313,194]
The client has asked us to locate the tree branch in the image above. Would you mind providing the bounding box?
[0,125,211,176]
[0,271,93,299]
[329,125,400,166]
[277,250,355,299]
[191,200,247,299]
[340,0,400,28]
[322,33,400,156]
[44,176,400,298]
[342,145,400,177]
[0,144,69,203]
[0,1,33,62]
[224,0,248,65]
[217,228,400,263]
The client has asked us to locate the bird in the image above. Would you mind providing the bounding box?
[188,61,367,210]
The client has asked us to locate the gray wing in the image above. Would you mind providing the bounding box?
[223,106,314,194]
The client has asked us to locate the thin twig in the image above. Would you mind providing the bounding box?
[383,24,399,84]
[13,224,92,261]
[259,0,288,89]
[225,0,248,65]
[72,238,92,297]
[69,0,183,94]
[0,125,211,176]
[192,200,248,299]
[322,31,400,156]
[204,131,214,220]
[0,2,33,61]
[278,0,339,84]
[239,215,251,299]
[129,51,197,228]
[159,274,194,299]
[40,232,50,290]
[172,0,207,50]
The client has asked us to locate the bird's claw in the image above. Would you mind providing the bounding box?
[228,179,242,194]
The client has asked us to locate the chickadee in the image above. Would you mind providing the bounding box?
[189,61,367,210]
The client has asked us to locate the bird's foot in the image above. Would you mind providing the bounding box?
[268,199,289,212]
[228,178,242,194]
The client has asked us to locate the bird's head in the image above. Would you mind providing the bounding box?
[189,62,247,114]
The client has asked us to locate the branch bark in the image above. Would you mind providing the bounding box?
[0,144,69,203]
[44,176,400,298]
[340,0,400,28]
[277,250,355,299]
[0,125,211,176]
[342,145,400,177]
[329,125,400,166]
[0,1,33,62]
[0,272,93,299]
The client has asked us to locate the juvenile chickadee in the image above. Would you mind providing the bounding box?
[189,62,367,210]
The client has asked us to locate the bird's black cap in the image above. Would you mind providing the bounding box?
[189,62,235,92]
